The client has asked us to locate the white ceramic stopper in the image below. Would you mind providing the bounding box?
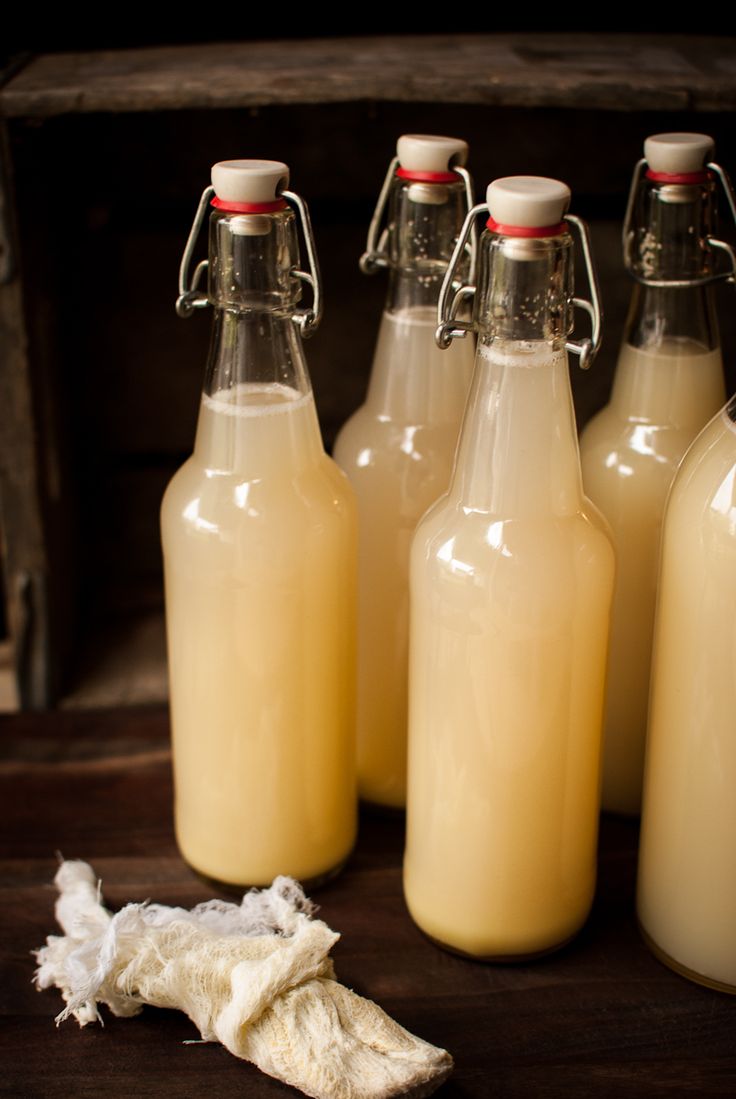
[486,176,571,228]
[211,160,289,204]
[396,135,468,174]
[644,133,714,174]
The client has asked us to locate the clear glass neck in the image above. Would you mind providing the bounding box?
[473,228,574,343]
[450,339,583,516]
[385,175,468,312]
[203,310,311,400]
[202,207,312,400]
[628,176,716,282]
[208,207,302,312]
[615,178,722,419]
[449,228,582,516]
[193,207,321,476]
[624,282,719,353]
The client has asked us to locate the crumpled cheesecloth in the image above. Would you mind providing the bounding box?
[34,860,452,1099]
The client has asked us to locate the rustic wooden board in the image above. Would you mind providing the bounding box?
[2,36,736,118]
[1,707,734,1097]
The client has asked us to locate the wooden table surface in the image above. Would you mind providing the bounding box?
[1,706,734,1098]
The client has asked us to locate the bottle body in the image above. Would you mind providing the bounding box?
[404,338,615,958]
[164,188,357,888]
[580,332,724,814]
[334,160,474,809]
[580,157,726,814]
[333,307,474,807]
[637,398,736,993]
[162,380,357,886]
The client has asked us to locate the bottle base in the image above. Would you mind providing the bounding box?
[183,851,353,897]
[639,923,736,994]
[416,924,576,964]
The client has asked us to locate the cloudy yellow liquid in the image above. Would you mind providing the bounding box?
[333,308,474,807]
[580,340,724,814]
[161,383,357,887]
[637,403,736,992]
[405,342,615,958]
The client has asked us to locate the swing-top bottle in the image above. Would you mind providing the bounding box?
[637,148,736,991]
[333,135,475,809]
[404,177,615,959]
[580,133,728,815]
[161,160,357,888]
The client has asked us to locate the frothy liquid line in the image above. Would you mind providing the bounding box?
[202,383,313,417]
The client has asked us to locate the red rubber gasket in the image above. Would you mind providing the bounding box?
[211,197,288,213]
[396,168,461,184]
[645,169,711,185]
[486,217,567,238]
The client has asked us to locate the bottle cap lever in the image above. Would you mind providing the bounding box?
[436,202,603,370]
[623,134,736,290]
[360,135,475,279]
[176,162,323,336]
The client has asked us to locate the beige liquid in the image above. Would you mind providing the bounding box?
[580,340,724,814]
[161,383,357,887]
[637,404,736,992]
[333,308,474,808]
[404,342,615,958]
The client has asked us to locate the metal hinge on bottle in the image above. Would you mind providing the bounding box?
[175,185,323,338]
[623,159,736,290]
[359,155,477,284]
[436,205,602,371]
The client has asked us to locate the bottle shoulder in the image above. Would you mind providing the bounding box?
[161,451,355,539]
[580,410,705,481]
[414,501,614,564]
[334,410,462,470]
[411,506,615,619]
[666,409,736,529]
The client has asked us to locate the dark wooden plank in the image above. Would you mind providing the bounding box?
[2,36,736,118]
[0,708,735,1096]
[0,121,51,709]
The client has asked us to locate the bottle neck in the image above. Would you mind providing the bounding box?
[624,281,719,352]
[629,176,716,282]
[364,307,474,422]
[473,228,574,343]
[610,277,722,425]
[203,308,312,400]
[194,207,321,474]
[194,309,322,476]
[450,337,583,516]
[449,227,582,515]
[384,174,468,312]
[366,174,471,419]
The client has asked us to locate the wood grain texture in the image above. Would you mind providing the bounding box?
[0,120,50,709]
[0,706,734,1096]
[2,36,736,118]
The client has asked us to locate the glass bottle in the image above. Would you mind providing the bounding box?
[161,160,357,888]
[333,135,475,809]
[404,177,615,959]
[579,133,727,815]
[638,391,736,993]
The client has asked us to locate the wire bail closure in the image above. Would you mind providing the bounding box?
[436,205,603,370]
[622,159,736,290]
[176,184,323,338]
[359,156,477,283]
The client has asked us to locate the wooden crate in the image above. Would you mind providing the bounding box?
[2,34,736,708]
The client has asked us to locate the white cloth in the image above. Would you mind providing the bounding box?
[34,861,452,1098]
